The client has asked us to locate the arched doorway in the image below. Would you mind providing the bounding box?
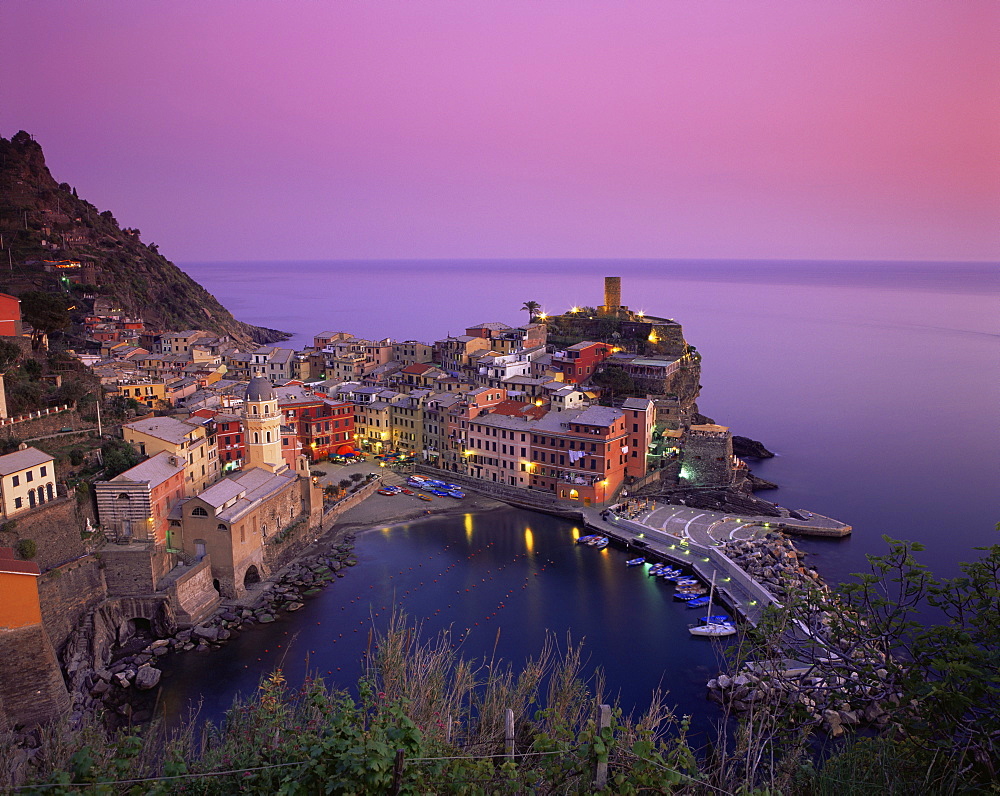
[243,565,261,589]
[119,617,152,646]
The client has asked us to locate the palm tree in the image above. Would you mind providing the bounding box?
[521,300,541,322]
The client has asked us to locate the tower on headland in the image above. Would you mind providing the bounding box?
[599,276,626,315]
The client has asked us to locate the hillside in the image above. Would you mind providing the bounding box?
[0,131,286,346]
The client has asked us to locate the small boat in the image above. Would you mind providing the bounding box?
[674,593,700,601]
[577,535,599,545]
[593,537,609,549]
[689,573,737,637]
[689,622,737,637]
[377,488,396,496]
[659,571,681,581]
[626,557,645,567]
[675,578,699,587]
[418,494,433,501]
[447,490,465,499]
[677,586,708,596]
[647,563,664,575]
[686,596,711,608]
[700,615,731,625]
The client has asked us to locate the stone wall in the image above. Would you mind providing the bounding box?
[167,558,220,628]
[0,406,88,440]
[0,624,70,729]
[263,478,379,572]
[0,495,88,573]
[37,555,106,653]
[100,546,175,596]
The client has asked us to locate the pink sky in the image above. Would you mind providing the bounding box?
[2,1,997,262]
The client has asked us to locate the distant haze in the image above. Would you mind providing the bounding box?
[3,1,997,262]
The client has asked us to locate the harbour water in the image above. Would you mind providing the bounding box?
[158,258,998,726]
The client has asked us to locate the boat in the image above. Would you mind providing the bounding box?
[689,573,737,637]
[674,593,700,601]
[676,586,708,596]
[447,489,465,499]
[625,557,646,567]
[418,494,433,501]
[699,615,731,625]
[647,563,664,575]
[593,537,609,549]
[689,622,737,637]
[686,596,711,608]
[675,578,699,587]
[577,535,599,545]
[377,488,396,496]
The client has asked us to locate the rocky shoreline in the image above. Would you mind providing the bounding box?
[80,537,359,730]
[708,532,901,738]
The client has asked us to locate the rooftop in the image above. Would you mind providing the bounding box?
[110,451,184,488]
[124,416,199,445]
[0,447,53,476]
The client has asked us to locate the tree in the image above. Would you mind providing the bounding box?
[721,537,1000,790]
[520,300,541,322]
[0,339,22,376]
[593,365,636,403]
[19,291,70,348]
[101,438,142,479]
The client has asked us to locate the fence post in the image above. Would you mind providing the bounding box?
[505,708,515,761]
[594,703,610,790]
[390,749,404,795]
[446,715,453,745]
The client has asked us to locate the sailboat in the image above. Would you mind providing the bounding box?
[688,572,736,637]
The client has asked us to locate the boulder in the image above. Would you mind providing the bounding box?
[822,709,844,738]
[134,667,161,690]
[286,602,304,612]
[193,625,220,642]
[717,674,732,689]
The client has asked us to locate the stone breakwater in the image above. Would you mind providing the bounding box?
[720,533,828,602]
[708,533,906,738]
[82,536,358,729]
[706,669,900,738]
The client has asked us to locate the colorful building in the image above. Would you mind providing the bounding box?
[0,447,57,519]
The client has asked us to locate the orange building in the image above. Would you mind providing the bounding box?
[0,293,23,337]
[0,546,42,629]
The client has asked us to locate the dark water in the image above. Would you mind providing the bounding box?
[157,508,727,734]
[161,258,998,725]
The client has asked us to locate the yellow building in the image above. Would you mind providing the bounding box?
[115,379,167,408]
[123,416,220,496]
[0,447,57,519]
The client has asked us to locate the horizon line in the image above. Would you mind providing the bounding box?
[175,256,999,266]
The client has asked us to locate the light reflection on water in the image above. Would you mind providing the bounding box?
[156,507,729,736]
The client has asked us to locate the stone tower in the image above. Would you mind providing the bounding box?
[244,376,284,473]
[599,276,621,315]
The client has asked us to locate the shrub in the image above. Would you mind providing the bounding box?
[15,538,37,560]
[69,449,84,466]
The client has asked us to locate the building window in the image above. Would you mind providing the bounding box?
[192,506,208,516]
[26,471,33,483]
[14,497,22,509]
[40,466,47,477]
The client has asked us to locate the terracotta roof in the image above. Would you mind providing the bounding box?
[0,547,41,576]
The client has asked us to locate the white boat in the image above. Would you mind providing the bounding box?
[688,572,736,637]
[689,622,736,637]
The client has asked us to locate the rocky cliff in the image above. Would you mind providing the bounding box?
[0,131,285,345]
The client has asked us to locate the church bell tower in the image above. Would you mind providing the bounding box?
[243,376,284,473]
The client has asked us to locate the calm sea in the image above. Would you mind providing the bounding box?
[159,259,998,726]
